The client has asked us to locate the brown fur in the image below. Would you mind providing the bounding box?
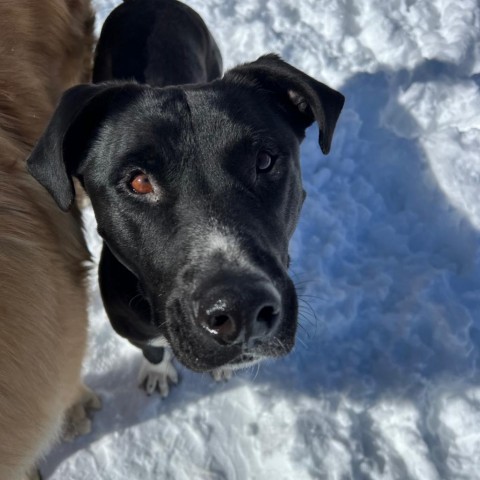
[0,1,96,479]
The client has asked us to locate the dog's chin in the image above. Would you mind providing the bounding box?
[161,298,296,372]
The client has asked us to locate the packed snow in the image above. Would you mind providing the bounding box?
[41,0,480,478]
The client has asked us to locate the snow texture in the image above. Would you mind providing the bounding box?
[41,0,480,479]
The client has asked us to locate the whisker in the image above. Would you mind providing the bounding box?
[297,322,311,339]
[297,294,327,301]
[274,337,289,356]
[298,311,315,327]
[252,362,261,382]
[293,281,317,290]
[155,320,168,330]
[298,299,319,324]
[291,270,318,279]
[299,311,319,328]
[295,334,309,350]
[298,303,315,313]
[299,302,322,338]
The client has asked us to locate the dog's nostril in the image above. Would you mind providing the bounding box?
[211,314,229,329]
[257,306,279,329]
[207,314,236,337]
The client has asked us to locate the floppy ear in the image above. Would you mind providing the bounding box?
[27,83,138,211]
[224,54,345,154]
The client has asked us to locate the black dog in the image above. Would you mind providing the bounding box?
[92,0,222,85]
[27,0,344,395]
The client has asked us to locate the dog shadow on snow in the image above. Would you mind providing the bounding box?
[42,60,480,478]
[288,59,480,395]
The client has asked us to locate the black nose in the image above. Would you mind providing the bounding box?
[194,275,282,346]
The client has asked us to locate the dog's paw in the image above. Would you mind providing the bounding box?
[138,349,178,397]
[62,385,101,442]
[211,366,233,382]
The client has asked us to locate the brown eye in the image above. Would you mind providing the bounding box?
[130,173,153,194]
[257,151,274,172]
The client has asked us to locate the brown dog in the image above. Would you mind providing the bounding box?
[0,1,98,479]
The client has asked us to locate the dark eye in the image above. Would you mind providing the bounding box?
[256,151,276,173]
[129,172,153,194]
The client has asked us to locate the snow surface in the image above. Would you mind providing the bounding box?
[42,0,480,478]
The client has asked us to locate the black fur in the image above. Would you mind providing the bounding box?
[27,0,344,373]
[93,0,222,85]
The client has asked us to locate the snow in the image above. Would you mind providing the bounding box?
[42,0,480,478]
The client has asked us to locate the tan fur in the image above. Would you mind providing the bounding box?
[0,1,96,479]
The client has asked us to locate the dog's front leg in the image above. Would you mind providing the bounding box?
[138,345,178,397]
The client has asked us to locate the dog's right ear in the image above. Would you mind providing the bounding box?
[27,83,136,211]
[225,54,345,155]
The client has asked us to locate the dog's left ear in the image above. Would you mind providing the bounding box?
[225,54,345,154]
[27,83,139,211]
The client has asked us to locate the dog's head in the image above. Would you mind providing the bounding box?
[28,55,344,372]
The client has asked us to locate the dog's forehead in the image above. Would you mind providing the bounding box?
[97,84,298,174]
[97,88,193,165]
[182,84,275,135]
[128,87,192,132]
[136,84,286,140]
[108,87,238,148]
